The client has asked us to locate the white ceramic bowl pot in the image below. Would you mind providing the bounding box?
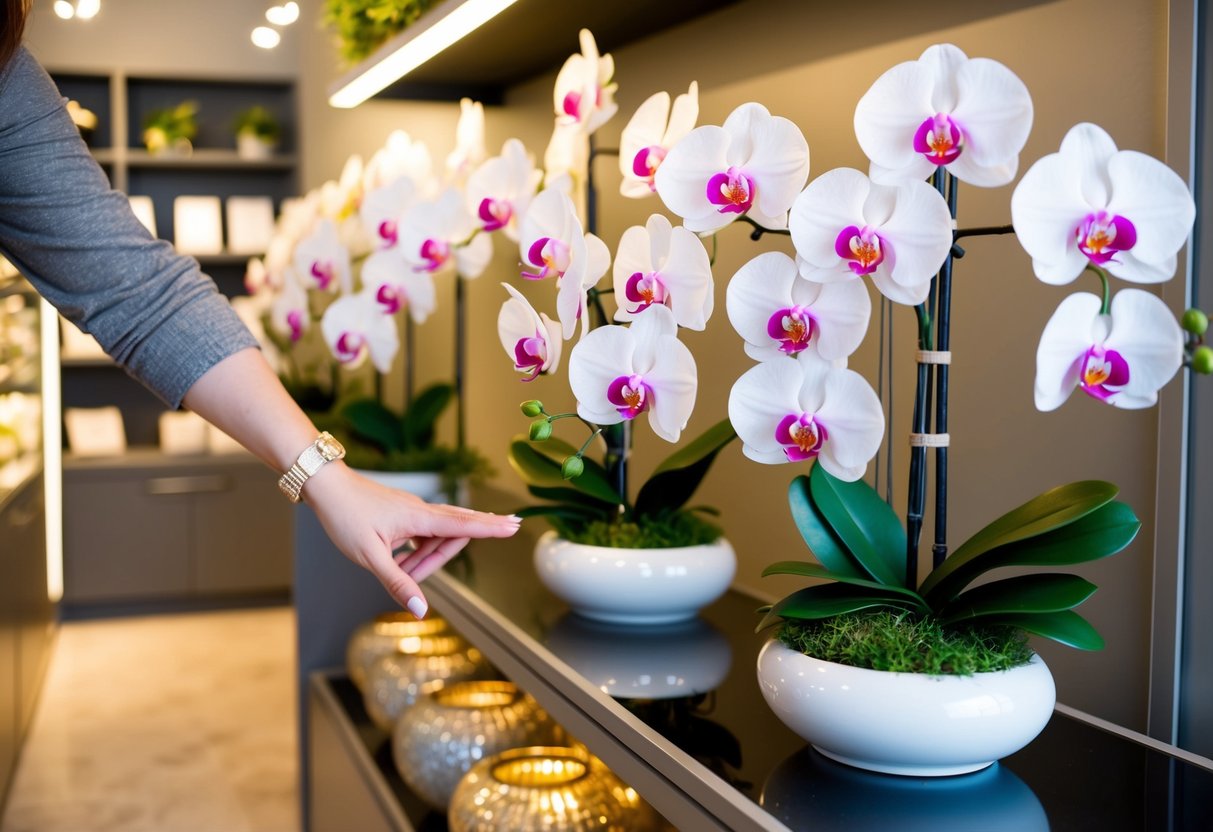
[533,531,736,625]
[756,639,1056,777]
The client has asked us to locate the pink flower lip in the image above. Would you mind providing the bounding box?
[632,145,668,189]
[1076,211,1137,266]
[378,219,398,248]
[286,309,304,342]
[1079,345,1130,402]
[562,90,583,121]
[776,412,827,461]
[335,331,365,364]
[376,284,402,315]
[834,225,887,276]
[479,197,512,233]
[415,238,451,273]
[766,306,815,353]
[521,236,569,281]
[311,260,335,290]
[607,373,653,419]
[624,271,668,313]
[706,167,755,215]
[513,332,547,382]
[913,113,964,166]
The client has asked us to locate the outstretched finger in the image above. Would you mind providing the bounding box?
[410,505,521,540]
[409,537,471,583]
[366,545,430,619]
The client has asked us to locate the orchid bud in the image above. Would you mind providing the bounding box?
[1182,308,1209,337]
[561,456,585,480]
[1193,346,1213,375]
[520,400,544,417]
[529,419,553,441]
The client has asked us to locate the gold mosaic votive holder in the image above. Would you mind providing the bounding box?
[345,612,451,692]
[363,629,489,731]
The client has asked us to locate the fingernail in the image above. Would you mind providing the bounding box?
[407,596,428,619]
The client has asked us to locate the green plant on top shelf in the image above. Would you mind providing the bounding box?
[142,100,198,156]
[232,106,281,144]
[323,0,442,65]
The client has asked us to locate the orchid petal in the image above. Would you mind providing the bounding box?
[789,168,872,267]
[654,125,730,227]
[870,271,931,305]
[664,81,699,146]
[1035,293,1102,411]
[854,61,937,179]
[455,233,493,279]
[660,225,715,330]
[1104,289,1184,403]
[949,58,1033,170]
[879,177,953,288]
[813,364,885,477]
[569,324,636,425]
[645,335,698,442]
[728,358,804,462]
[1104,150,1196,275]
[745,113,811,221]
[320,291,399,373]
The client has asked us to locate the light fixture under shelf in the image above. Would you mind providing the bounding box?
[327,0,520,109]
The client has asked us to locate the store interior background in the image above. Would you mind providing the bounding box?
[7,0,1211,821]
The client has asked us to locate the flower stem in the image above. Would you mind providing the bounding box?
[709,233,719,267]
[1086,264,1112,315]
[738,214,792,239]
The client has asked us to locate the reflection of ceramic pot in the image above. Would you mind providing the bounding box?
[534,531,735,625]
[363,631,490,731]
[756,640,1055,777]
[543,613,732,699]
[236,131,276,160]
[447,746,660,832]
[392,681,565,809]
[345,612,450,692]
[761,747,1048,832]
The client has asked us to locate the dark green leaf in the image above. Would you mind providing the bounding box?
[635,419,736,517]
[940,574,1098,625]
[787,476,865,580]
[341,397,402,453]
[761,560,930,612]
[508,439,621,505]
[524,434,614,484]
[401,383,453,449]
[809,465,907,587]
[923,501,1139,605]
[527,485,618,512]
[919,481,1118,598]
[970,610,1105,651]
[513,505,603,521]
[755,583,919,632]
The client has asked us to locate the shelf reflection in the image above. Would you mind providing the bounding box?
[543,613,732,700]
[761,746,1049,832]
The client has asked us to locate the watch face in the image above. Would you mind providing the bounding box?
[317,433,345,460]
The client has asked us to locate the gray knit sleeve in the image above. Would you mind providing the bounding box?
[0,47,259,408]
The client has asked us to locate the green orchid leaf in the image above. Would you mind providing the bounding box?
[527,485,618,513]
[787,476,866,580]
[969,610,1105,651]
[940,574,1098,625]
[508,439,621,505]
[919,481,1118,598]
[341,397,402,453]
[809,465,907,587]
[513,504,604,521]
[923,501,1139,605]
[635,420,736,517]
[400,383,454,449]
[755,583,919,632]
[761,560,930,612]
[523,434,614,483]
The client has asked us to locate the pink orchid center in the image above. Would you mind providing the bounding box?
[913,113,964,166]
[377,219,398,248]
[334,332,365,364]
[1076,211,1137,265]
[562,90,583,121]
[513,331,548,382]
[522,236,571,280]
[375,284,402,315]
[834,225,887,276]
[632,145,668,189]
[415,239,450,273]
[478,197,513,233]
[706,167,755,215]
[286,309,304,343]
[1078,345,1130,402]
[607,373,653,420]
[310,260,336,291]
[624,271,668,313]
[776,413,828,462]
[766,306,816,354]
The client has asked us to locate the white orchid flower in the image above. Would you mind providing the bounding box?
[619,82,699,198]
[553,29,618,136]
[269,268,309,343]
[466,139,542,241]
[359,177,418,250]
[569,305,697,443]
[726,251,870,362]
[655,102,809,234]
[364,129,434,194]
[320,155,365,220]
[1035,289,1183,411]
[612,213,713,330]
[543,121,590,185]
[320,290,400,374]
[728,353,884,482]
[360,248,437,324]
[518,188,610,339]
[446,98,486,183]
[398,188,491,280]
[1011,123,1196,286]
[790,167,953,306]
[497,283,563,382]
[293,218,352,294]
[854,43,1033,187]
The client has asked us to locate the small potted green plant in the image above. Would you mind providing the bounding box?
[233,105,281,161]
[142,100,198,156]
[323,0,442,65]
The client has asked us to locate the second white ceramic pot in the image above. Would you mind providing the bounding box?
[533,531,736,625]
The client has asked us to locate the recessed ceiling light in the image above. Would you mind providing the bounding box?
[251,25,281,49]
[74,0,101,20]
[265,2,299,27]
[52,0,75,19]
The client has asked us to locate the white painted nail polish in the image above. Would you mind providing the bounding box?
[407,596,428,619]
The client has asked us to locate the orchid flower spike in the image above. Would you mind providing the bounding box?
[655,102,810,235]
[553,29,618,136]
[466,139,543,242]
[445,98,486,183]
[726,251,870,362]
[268,268,309,344]
[364,129,434,194]
[1035,289,1183,411]
[728,352,884,482]
[543,121,590,186]
[1011,123,1196,286]
[613,213,714,330]
[360,248,437,325]
[854,43,1033,187]
[518,188,610,339]
[790,167,953,306]
[497,283,563,382]
[399,188,493,280]
[569,305,697,443]
[360,177,418,250]
[319,290,400,374]
[620,82,699,198]
[293,218,352,294]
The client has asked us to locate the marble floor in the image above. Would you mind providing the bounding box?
[0,607,299,832]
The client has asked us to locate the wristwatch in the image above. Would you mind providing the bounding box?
[278,432,346,503]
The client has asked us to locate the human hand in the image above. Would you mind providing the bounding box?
[304,463,520,618]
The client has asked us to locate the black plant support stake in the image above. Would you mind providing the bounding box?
[454,273,467,449]
[932,172,959,569]
[404,314,415,410]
